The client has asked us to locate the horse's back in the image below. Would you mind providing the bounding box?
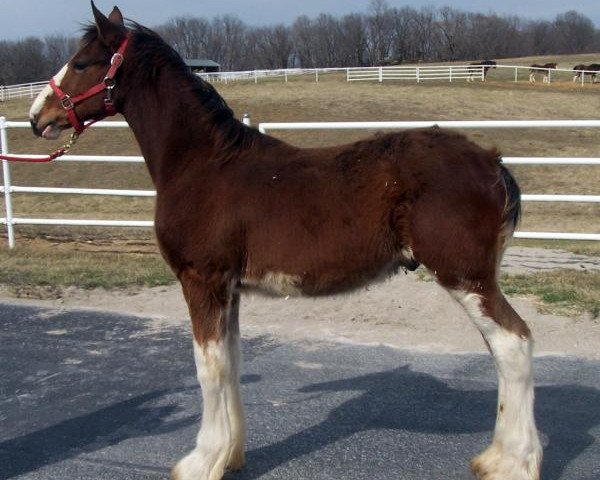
[237,128,505,294]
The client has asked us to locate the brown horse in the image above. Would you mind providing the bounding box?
[28,4,542,480]
[467,59,497,82]
[529,63,557,83]
[572,63,600,83]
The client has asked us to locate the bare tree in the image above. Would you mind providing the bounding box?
[292,15,317,68]
[523,20,557,55]
[1,37,48,84]
[366,0,394,64]
[210,15,247,70]
[312,14,342,67]
[337,14,368,67]
[249,25,293,69]
[436,7,469,61]
[44,34,77,73]
[553,11,596,53]
[158,17,211,58]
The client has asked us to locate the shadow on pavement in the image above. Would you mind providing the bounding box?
[227,366,599,480]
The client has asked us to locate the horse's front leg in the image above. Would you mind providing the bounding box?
[172,269,245,480]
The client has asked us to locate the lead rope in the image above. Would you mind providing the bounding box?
[0,129,85,163]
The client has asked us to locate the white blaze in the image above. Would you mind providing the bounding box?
[29,64,68,121]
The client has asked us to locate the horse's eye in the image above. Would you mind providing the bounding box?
[73,62,87,72]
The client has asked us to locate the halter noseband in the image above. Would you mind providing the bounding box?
[50,32,131,135]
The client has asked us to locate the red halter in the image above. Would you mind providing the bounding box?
[0,33,131,163]
[50,33,131,135]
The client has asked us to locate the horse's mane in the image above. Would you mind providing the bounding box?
[81,22,263,163]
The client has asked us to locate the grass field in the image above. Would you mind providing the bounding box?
[0,56,599,316]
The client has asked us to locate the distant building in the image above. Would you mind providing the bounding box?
[184,59,220,73]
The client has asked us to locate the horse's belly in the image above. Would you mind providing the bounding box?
[240,252,410,298]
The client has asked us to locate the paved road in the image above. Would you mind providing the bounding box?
[1,303,599,480]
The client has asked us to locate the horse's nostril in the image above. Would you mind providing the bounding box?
[30,119,42,136]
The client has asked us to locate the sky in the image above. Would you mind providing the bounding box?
[1,0,600,41]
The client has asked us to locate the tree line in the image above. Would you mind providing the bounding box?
[1,0,599,85]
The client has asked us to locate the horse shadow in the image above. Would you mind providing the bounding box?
[228,365,600,480]
[0,373,263,479]
[1,364,597,479]
[0,388,196,479]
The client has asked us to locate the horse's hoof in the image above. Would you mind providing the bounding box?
[226,448,246,471]
[171,450,227,480]
[470,443,542,480]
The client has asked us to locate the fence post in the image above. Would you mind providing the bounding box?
[0,117,16,249]
[514,68,518,83]
[379,66,383,83]
[416,67,420,83]
[548,69,551,84]
[315,69,319,83]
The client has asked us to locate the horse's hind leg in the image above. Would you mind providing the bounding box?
[448,283,542,479]
[172,269,245,480]
[409,208,541,477]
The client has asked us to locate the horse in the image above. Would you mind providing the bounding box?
[467,59,497,82]
[572,63,600,83]
[28,4,542,480]
[529,63,557,83]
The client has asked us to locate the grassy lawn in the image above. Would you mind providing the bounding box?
[501,270,600,319]
[0,56,599,318]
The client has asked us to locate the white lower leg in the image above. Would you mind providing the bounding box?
[173,336,244,480]
[452,291,542,480]
[225,330,245,470]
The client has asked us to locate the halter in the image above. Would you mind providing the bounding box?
[0,33,131,163]
[50,33,131,135]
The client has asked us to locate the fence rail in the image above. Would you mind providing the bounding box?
[0,81,47,101]
[3,63,598,99]
[345,64,599,84]
[1,117,599,248]
[347,65,484,82]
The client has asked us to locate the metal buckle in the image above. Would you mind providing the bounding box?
[60,95,74,110]
[104,77,116,89]
[111,53,124,67]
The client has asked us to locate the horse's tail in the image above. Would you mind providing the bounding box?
[498,159,521,247]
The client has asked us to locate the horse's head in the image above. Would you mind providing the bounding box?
[29,2,128,140]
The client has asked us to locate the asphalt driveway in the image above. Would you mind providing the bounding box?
[1,303,599,479]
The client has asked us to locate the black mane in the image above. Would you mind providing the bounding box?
[81,21,263,162]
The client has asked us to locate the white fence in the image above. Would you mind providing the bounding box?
[3,63,597,99]
[346,64,600,84]
[0,81,47,102]
[347,65,484,82]
[197,67,348,84]
[1,116,599,248]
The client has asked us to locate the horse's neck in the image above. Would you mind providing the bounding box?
[120,69,236,188]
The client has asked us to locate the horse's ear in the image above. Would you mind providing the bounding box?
[108,6,124,27]
[91,1,124,48]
